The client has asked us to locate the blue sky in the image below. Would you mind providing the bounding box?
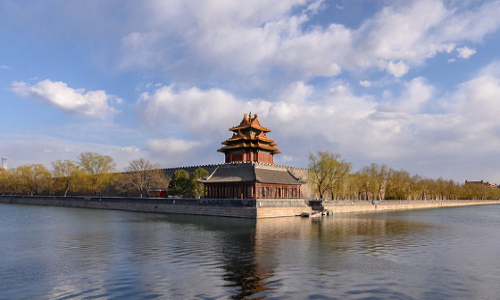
[1,0,500,182]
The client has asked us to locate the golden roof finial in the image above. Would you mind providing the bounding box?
[249,111,252,119]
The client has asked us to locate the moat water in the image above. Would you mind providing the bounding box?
[1,203,500,299]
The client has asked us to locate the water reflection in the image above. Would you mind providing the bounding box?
[1,204,500,299]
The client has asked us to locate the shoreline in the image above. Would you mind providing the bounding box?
[320,199,500,214]
[1,195,499,218]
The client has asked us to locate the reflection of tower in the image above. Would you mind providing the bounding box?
[1,157,6,170]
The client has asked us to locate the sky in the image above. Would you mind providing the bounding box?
[1,0,500,183]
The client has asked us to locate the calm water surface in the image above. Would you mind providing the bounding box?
[1,203,500,299]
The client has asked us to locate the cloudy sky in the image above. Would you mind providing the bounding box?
[1,0,500,182]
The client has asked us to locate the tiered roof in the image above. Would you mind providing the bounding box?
[198,163,306,185]
[217,112,281,155]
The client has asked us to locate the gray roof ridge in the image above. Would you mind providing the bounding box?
[161,163,223,171]
[286,169,307,183]
[205,165,219,180]
[252,161,308,171]
[286,169,300,180]
[253,163,259,183]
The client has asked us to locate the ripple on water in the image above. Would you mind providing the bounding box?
[2,204,500,299]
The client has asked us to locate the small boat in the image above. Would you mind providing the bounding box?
[310,211,322,217]
[300,211,322,218]
[299,209,335,217]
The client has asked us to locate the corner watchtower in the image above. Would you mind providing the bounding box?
[218,112,281,164]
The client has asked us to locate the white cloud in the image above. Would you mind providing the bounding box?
[136,84,272,137]
[119,31,165,70]
[276,23,349,77]
[0,135,146,171]
[4,1,500,86]
[386,60,410,77]
[134,59,500,181]
[121,146,141,154]
[427,43,456,57]
[306,0,326,14]
[359,80,372,87]
[371,61,500,179]
[358,0,449,62]
[453,73,500,125]
[111,0,500,83]
[478,60,500,77]
[277,81,313,103]
[4,0,500,182]
[7,62,500,181]
[437,0,500,42]
[0,65,9,70]
[10,80,120,119]
[145,138,204,167]
[397,77,434,113]
[146,138,200,154]
[136,83,379,164]
[456,46,476,59]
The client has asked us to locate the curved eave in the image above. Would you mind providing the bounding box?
[217,143,281,154]
[229,124,271,132]
[222,135,276,144]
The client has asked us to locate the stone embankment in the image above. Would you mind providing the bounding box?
[317,199,500,214]
[0,195,309,219]
[0,195,499,218]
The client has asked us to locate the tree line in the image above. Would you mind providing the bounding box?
[308,151,500,201]
[2,150,496,200]
[0,152,208,198]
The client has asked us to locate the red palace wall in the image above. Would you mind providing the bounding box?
[204,183,301,200]
[256,152,273,164]
[225,151,274,164]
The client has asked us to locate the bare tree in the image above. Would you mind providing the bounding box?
[0,169,22,195]
[16,164,52,196]
[308,151,352,200]
[115,158,169,198]
[308,151,332,200]
[360,163,390,200]
[52,159,85,196]
[78,152,116,196]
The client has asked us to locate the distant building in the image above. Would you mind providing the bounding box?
[199,113,305,199]
[465,180,499,188]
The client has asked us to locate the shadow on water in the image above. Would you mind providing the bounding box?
[2,204,500,299]
[128,213,276,300]
[0,205,434,299]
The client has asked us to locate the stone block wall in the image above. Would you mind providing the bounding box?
[0,196,310,218]
[3,196,497,219]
